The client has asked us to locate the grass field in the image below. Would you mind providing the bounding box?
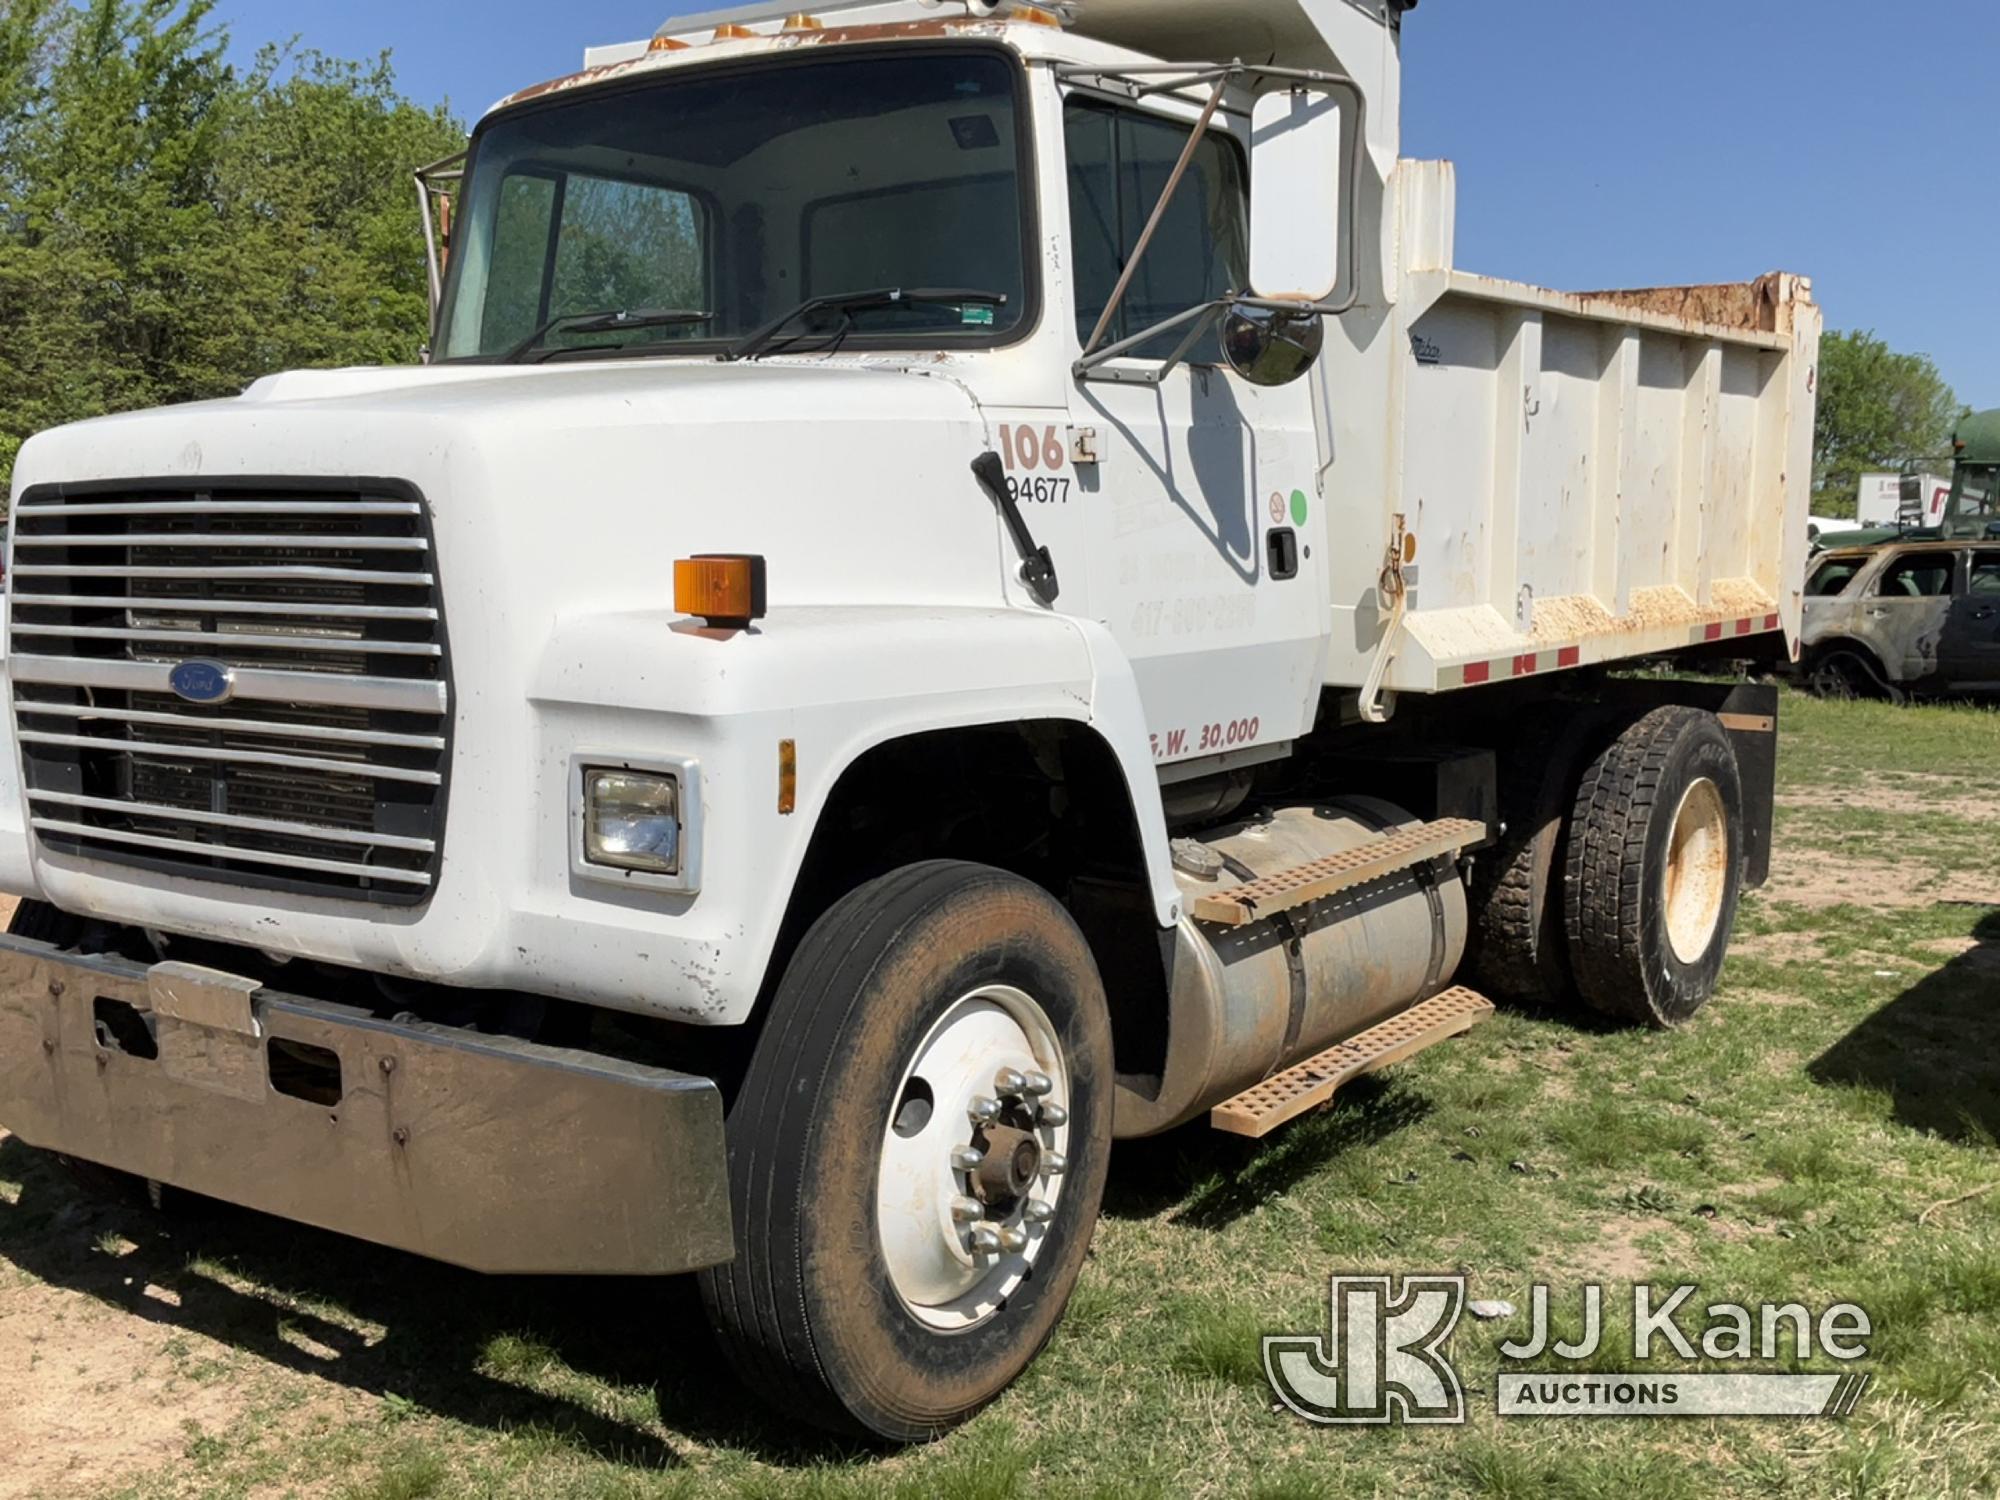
[1,690,1996,1499]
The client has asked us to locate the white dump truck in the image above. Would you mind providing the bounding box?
[0,0,1816,1440]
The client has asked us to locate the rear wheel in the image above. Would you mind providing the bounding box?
[698,861,1112,1442]
[1464,708,1596,1006]
[1562,708,1745,1028]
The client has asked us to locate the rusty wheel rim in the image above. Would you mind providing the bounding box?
[1663,777,1729,964]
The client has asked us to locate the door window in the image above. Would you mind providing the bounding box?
[1874,553,1956,599]
[1806,556,1865,597]
[1065,99,1248,362]
[1970,552,2000,596]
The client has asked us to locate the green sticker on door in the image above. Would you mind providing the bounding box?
[1290,489,1309,526]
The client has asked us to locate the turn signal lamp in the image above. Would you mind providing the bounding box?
[647,34,691,52]
[675,554,768,629]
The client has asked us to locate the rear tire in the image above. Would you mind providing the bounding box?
[1464,709,1596,1006]
[698,861,1112,1442]
[1562,708,1745,1028]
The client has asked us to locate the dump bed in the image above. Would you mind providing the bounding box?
[1285,144,1820,699]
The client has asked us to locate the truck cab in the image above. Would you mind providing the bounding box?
[0,0,1815,1441]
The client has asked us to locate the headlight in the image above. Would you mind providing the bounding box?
[584,769,682,875]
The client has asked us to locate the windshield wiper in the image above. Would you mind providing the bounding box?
[721,288,1008,363]
[501,307,715,365]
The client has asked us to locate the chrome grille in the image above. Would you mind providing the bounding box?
[7,481,449,904]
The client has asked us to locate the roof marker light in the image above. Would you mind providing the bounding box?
[1012,4,1065,25]
[714,23,758,40]
[647,35,690,52]
[782,12,824,28]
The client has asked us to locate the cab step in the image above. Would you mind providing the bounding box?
[1210,986,1496,1138]
[1189,817,1489,928]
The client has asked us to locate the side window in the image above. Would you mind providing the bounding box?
[1806,557,1863,597]
[1875,553,1956,599]
[1970,552,2000,596]
[1065,100,1248,362]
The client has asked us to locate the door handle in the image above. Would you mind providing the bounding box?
[1974,606,1997,621]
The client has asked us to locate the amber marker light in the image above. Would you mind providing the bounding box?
[1013,5,1065,25]
[714,23,758,39]
[647,35,691,51]
[675,554,768,630]
[781,13,824,29]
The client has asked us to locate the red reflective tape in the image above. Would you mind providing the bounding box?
[1764,613,1780,631]
[1557,646,1582,669]
[1512,653,1539,677]
[1462,661,1492,686]
[1703,623,1725,642]
[1735,618,1754,636]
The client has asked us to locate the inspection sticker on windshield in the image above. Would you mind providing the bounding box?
[962,305,997,327]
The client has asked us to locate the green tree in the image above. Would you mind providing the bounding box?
[1813,329,1967,517]
[0,2,463,491]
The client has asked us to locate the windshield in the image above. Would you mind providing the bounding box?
[436,50,1032,362]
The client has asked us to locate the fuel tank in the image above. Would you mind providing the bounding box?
[1115,798,1469,1137]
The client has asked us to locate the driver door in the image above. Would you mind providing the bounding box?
[1059,96,1328,771]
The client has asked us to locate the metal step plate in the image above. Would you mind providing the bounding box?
[1190,817,1489,928]
[1210,986,1496,1138]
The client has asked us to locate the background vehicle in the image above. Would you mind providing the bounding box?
[0,0,1816,1440]
[1800,540,2000,699]
[1814,411,2000,551]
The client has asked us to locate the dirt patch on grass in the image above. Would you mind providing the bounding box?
[1778,782,1999,824]
[1730,930,1832,964]
[1762,849,1942,910]
[0,1236,250,1498]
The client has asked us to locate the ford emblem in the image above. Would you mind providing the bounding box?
[168,660,235,705]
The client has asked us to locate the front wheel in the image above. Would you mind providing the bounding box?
[698,861,1113,1442]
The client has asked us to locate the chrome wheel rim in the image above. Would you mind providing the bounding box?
[876,984,1071,1332]
[1663,777,1730,964]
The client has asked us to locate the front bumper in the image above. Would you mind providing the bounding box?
[0,935,733,1275]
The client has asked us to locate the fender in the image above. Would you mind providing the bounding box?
[526,603,1181,1023]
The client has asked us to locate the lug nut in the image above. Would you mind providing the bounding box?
[1043,1151,1067,1176]
[998,1225,1029,1254]
[1024,1198,1055,1224]
[969,1225,1002,1256]
[993,1067,1027,1097]
[950,1145,985,1172]
[1022,1070,1054,1097]
[968,1095,1002,1125]
[1035,1102,1069,1128]
[951,1195,985,1225]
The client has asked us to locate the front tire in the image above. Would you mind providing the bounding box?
[698,861,1113,1442]
[1562,708,1745,1028]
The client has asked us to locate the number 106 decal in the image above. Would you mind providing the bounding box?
[998,424,1072,504]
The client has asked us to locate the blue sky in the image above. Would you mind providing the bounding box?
[213,0,1997,409]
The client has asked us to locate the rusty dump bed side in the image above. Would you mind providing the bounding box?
[0,935,733,1275]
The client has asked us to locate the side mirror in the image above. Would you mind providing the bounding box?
[1222,302,1324,388]
[1249,88,1344,304]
